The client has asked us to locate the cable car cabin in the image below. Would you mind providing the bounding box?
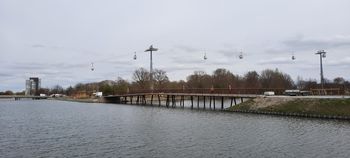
[239,52,243,59]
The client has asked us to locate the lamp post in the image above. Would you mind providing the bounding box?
[145,45,158,91]
[315,50,326,90]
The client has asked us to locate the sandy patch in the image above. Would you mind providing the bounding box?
[248,96,297,110]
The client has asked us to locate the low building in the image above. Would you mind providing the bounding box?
[73,91,89,99]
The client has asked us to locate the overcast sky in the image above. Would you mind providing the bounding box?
[1,0,350,91]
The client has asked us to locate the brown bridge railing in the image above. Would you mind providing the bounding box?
[113,88,348,96]
[117,88,286,95]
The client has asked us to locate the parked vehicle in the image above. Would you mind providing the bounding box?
[264,91,275,96]
[284,90,310,96]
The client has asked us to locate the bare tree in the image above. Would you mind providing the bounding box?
[114,77,130,94]
[260,69,294,89]
[334,77,346,85]
[212,68,235,88]
[186,71,212,88]
[244,71,261,88]
[132,68,150,89]
[51,85,64,94]
[153,69,169,89]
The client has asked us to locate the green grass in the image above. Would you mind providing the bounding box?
[228,98,350,116]
[271,98,350,116]
[228,99,254,111]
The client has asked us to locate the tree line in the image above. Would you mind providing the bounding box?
[1,68,349,96]
[45,68,350,96]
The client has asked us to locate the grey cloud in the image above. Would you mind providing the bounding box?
[31,43,98,55]
[32,44,46,48]
[31,44,64,50]
[258,57,300,65]
[216,50,237,58]
[11,63,47,70]
[104,59,134,66]
[264,35,350,55]
[0,73,13,77]
[10,62,88,70]
[53,63,88,69]
[258,58,320,71]
[163,65,205,73]
[327,57,350,67]
[170,56,203,64]
[169,51,240,70]
[37,70,72,76]
[209,60,232,66]
[264,48,288,55]
[173,45,199,52]
[283,35,350,51]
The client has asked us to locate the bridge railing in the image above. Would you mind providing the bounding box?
[123,88,286,95]
[309,88,345,95]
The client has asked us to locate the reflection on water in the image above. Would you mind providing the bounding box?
[1,100,350,157]
[137,97,245,110]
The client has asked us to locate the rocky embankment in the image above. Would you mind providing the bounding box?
[228,96,350,119]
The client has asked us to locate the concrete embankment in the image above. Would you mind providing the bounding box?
[49,97,104,103]
[227,96,350,120]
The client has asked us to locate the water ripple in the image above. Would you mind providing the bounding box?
[1,100,350,157]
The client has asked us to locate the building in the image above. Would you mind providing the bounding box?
[25,77,41,96]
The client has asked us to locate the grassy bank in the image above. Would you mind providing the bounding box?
[228,97,350,117]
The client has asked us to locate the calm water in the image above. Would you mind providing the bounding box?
[1,100,350,158]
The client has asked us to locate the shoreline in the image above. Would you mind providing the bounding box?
[227,96,350,120]
[226,109,350,120]
[49,97,103,103]
[50,96,350,120]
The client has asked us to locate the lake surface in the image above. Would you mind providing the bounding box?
[1,100,350,158]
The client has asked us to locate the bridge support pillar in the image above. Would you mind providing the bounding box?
[182,96,185,108]
[151,95,153,106]
[221,97,224,110]
[142,95,146,105]
[203,96,206,109]
[197,96,200,109]
[158,95,161,106]
[209,96,212,109]
[213,97,216,110]
[191,96,194,109]
[172,95,176,107]
[166,95,170,107]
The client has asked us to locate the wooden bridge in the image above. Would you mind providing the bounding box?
[103,88,276,110]
[0,95,50,100]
